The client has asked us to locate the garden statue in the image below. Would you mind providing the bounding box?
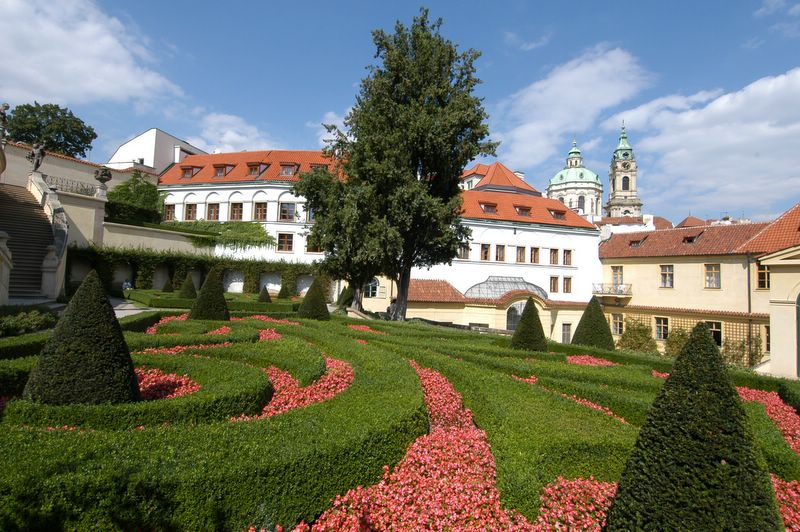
[0,102,8,146]
[94,166,112,199]
[27,142,46,172]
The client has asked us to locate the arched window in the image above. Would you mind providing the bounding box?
[568,199,574,208]
[558,197,565,204]
[364,278,379,298]
[506,301,527,330]
[622,176,630,191]
[578,196,585,211]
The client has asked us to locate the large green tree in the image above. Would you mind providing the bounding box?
[7,102,97,158]
[107,170,161,211]
[324,9,496,320]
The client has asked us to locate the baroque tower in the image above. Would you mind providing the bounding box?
[605,125,642,218]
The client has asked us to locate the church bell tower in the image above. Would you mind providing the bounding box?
[605,125,643,218]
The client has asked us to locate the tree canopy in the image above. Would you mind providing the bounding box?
[317,8,496,320]
[7,102,97,158]
[107,170,161,211]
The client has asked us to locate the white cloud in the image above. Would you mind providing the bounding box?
[772,20,800,37]
[503,31,552,51]
[187,113,283,153]
[306,110,348,148]
[0,0,180,105]
[493,45,651,170]
[617,68,800,218]
[790,3,800,15]
[755,0,788,17]
[602,90,723,131]
[742,36,766,49]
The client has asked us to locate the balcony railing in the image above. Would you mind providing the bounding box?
[592,283,632,296]
[42,174,98,196]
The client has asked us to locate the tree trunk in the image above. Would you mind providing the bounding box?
[352,285,363,312]
[393,267,411,320]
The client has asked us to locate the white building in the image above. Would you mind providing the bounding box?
[107,128,205,174]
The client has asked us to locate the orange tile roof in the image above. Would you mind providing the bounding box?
[461,190,595,229]
[620,304,768,320]
[738,203,800,255]
[462,161,540,194]
[159,150,335,185]
[652,216,674,230]
[7,141,156,175]
[408,279,466,303]
[675,215,708,228]
[599,223,769,259]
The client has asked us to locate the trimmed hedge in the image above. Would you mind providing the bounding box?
[779,382,800,415]
[179,273,197,298]
[571,296,614,351]
[510,297,547,352]
[605,324,782,530]
[126,290,294,313]
[189,269,230,321]
[258,286,272,303]
[161,277,174,293]
[24,270,141,405]
[297,279,330,320]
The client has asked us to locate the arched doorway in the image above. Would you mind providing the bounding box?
[506,300,528,331]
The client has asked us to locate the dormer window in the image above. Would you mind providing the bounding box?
[548,209,566,220]
[310,164,328,171]
[515,206,530,217]
[180,166,200,179]
[280,164,298,177]
[480,203,497,214]
[683,235,697,244]
[247,163,269,177]
[182,167,192,179]
[213,164,234,177]
[629,238,646,248]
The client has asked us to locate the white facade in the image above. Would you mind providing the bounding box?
[107,128,205,174]
[414,218,601,302]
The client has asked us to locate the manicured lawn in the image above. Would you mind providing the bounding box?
[1,313,799,529]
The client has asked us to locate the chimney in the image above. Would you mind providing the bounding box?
[173,145,183,164]
[514,171,525,180]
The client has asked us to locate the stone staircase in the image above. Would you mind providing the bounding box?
[0,184,55,298]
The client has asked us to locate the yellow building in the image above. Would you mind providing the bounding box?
[598,204,800,372]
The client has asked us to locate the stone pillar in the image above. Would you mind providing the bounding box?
[41,245,59,299]
[0,231,11,305]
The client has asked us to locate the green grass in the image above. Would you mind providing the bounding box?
[1,314,798,527]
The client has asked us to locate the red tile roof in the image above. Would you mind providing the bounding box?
[599,223,769,258]
[159,150,335,185]
[7,141,156,175]
[462,161,540,195]
[408,279,466,303]
[738,203,800,255]
[652,216,674,230]
[620,304,768,320]
[461,190,595,229]
[675,215,708,228]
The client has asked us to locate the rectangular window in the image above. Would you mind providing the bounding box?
[516,246,525,263]
[705,264,721,289]
[562,323,572,344]
[229,202,243,221]
[757,262,770,289]
[214,166,227,177]
[550,276,559,293]
[277,233,293,252]
[480,244,490,261]
[248,164,260,176]
[163,204,175,221]
[612,266,624,286]
[458,244,470,260]
[206,203,219,221]
[549,209,566,220]
[280,164,297,176]
[531,247,540,264]
[253,202,268,221]
[515,206,530,216]
[480,203,497,214]
[306,208,316,222]
[496,245,505,262]
[279,202,296,221]
[181,167,193,179]
[184,203,196,221]
[310,164,328,171]
[612,313,623,335]
[705,321,722,346]
[563,249,572,266]
[550,249,559,265]
[563,277,572,293]
[766,325,771,353]
[655,317,669,340]
[306,242,321,253]
[660,265,674,288]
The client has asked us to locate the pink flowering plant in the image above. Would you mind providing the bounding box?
[738,386,800,454]
[135,367,201,400]
[566,355,618,367]
[206,325,232,336]
[145,313,188,334]
[347,324,385,335]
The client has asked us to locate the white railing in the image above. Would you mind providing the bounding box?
[592,283,632,296]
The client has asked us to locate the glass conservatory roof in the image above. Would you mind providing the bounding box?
[464,276,547,300]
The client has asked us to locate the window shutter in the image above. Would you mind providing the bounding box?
[378,286,387,298]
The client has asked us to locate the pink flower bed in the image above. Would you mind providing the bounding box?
[135,367,201,400]
[233,357,354,421]
[206,326,232,335]
[294,361,532,531]
[652,370,670,379]
[738,386,800,455]
[514,373,626,424]
[773,474,800,530]
[232,315,300,326]
[145,313,188,334]
[356,339,368,345]
[347,324,385,335]
[134,341,233,356]
[533,476,617,531]
[566,355,618,367]
[513,374,539,385]
[258,328,282,341]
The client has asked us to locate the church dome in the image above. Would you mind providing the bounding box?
[548,139,601,187]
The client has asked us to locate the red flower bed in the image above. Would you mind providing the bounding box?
[652,370,670,379]
[233,357,354,421]
[773,474,800,530]
[514,373,626,424]
[206,326,232,335]
[258,328,282,341]
[347,324,385,335]
[295,362,532,531]
[356,339,368,345]
[232,315,300,326]
[135,367,201,400]
[533,476,617,531]
[566,355,618,367]
[513,374,539,385]
[145,313,188,334]
[134,342,232,356]
[738,386,800,455]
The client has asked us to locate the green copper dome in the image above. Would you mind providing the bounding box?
[548,139,602,186]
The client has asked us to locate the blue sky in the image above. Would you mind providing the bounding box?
[1,0,799,223]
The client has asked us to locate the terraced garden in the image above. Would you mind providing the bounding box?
[2,311,800,530]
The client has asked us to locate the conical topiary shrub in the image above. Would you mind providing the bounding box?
[571,296,614,351]
[297,278,330,320]
[189,269,230,321]
[23,270,140,405]
[604,323,782,531]
[179,273,197,299]
[258,285,272,303]
[336,285,354,307]
[510,297,547,352]
[161,277,174,293]
[277,281,291,299]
